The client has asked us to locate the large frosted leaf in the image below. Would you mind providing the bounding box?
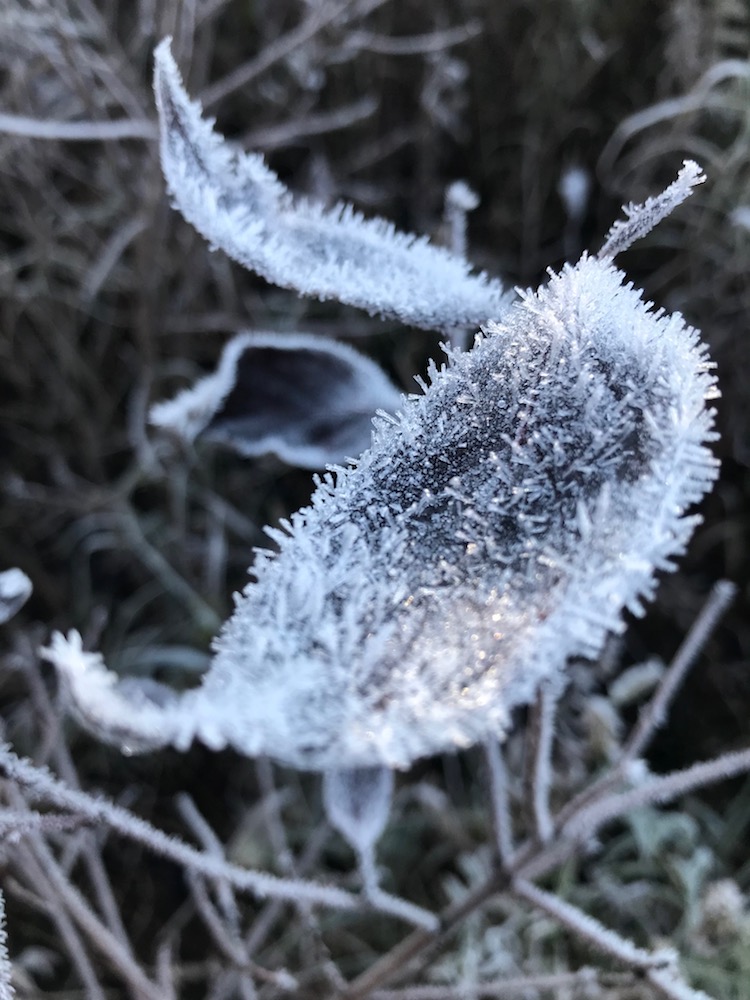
[45,168,719,771]
[149,332,403,468]
[153,39,510,334]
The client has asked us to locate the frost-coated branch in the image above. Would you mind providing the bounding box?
[154,39,510,333]
[0,745,359,912]
[527,682,557,844]
[563,746,750,843]
[484,739,514,864]
[621,580,736,763]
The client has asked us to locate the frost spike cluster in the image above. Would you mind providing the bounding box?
[153,38,510,334]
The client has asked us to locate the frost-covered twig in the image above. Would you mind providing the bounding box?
[20,831,163,1000]
[368,968,622,999]
[0,112,156,141]
[0,745,359,911]
[620,580,736,764]
[552,580,736,832]
[512,878,674,969]
[526,683,558,844]
[563,746,750,843]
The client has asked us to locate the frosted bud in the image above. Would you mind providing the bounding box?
[0,568,32,624]
[323,766,394,855]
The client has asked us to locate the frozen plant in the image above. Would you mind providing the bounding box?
[40,43,730,966]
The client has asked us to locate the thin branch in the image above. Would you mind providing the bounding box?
[0,113,157,141]
[512,878,672,969]
[553,581,735,833]
[483,739,514,865]
[621,580,735,764]
[523,683,558,845]
[563,746,750,842]
[243,97,378,151]
[0,746,359,912]
[10,841,105,1000]
[0,890,14,1000]
[200,0,363,108]
[24,835,163,1000]
[370,968,629,999]
[340,20,482,57]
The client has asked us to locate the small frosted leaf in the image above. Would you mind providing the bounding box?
[323,766,394,854]
[150,332,403,468]
[598,160,705,259]
[153,39,510,333]
[0,568,32,624]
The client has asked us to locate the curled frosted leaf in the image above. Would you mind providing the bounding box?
[323,766,394,855]
[52,169,719,774]
[153,39,510,333]
[150,332,403,468]
[0,569,32,624]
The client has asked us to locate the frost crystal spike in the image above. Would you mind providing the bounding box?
[153,39,510,334]
[44,155,718,771]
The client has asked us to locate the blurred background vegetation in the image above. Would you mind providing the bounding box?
[0,0,749,996]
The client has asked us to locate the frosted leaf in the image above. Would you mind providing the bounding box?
[149,332,403,468]
[0,569,32,624]
[49,166,718,772]
[323,766,394,855]
[598,160,705,259]
[153,39,510,333]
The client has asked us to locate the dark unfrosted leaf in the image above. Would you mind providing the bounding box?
[0,568,32,624]
[150,332,403,468]
[153,39,511,334]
